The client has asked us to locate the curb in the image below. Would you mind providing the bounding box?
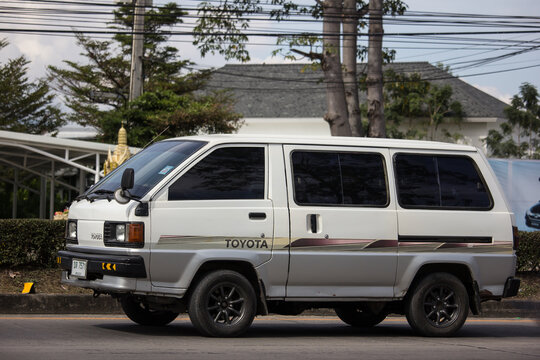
[0,294,122,314]
[0,294,538,318]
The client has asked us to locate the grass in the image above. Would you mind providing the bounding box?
[1,266,539,299]
[1,267,92,294]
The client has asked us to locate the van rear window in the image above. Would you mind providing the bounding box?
[291,151,388,206]
[395,154,492,209]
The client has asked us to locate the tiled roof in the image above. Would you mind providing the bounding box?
[205,62,508,119]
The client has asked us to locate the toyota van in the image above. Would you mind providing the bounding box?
[58,135,520,337]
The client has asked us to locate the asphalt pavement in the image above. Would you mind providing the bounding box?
[0,315,539,360]
[1,294,539,318]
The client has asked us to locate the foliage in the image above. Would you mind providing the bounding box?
[193,0,407,136]
[485,83,540,159]
[194,0,405,63]
[99,90,243,147]
[48,2,241,145]
[0,39,64,134]
[1,219,537,275]
[0,219,66,268]
[384,69,464,141]
[517,231,540,272]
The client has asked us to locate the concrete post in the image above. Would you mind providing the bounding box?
[129,0,149,101]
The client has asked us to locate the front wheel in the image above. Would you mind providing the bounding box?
[188,270,257,337]
[334,304,387,327]
[121,295,179,326]
[406,273,469,337]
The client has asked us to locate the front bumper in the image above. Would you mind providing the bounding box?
[525,214,540,228]
[58,250,147,279]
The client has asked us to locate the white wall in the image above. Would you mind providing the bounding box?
[238,117,506,153]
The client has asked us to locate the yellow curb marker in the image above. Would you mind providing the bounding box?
[21,282,35,294]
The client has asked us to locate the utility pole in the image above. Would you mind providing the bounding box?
[129,0,149,101]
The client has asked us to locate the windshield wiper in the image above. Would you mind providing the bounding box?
[92,189,115,195]
[73,189,114,202]
[75,193,91,202]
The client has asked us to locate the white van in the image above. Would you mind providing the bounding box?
[58,135,520,337]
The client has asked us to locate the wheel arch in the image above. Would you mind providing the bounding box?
[405,262,480,315]
[186,260,268,315]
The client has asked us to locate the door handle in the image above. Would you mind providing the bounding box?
[249,212,266,220]
[310,214,318,233]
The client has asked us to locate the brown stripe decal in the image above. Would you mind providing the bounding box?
[364,239,399,249]
[289,238,397,248]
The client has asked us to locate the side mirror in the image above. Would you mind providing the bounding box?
[114,168,135,205]
[121,168,135,190]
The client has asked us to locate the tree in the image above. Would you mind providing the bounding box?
[384,70,464,141]
[485,83,540,159]
[193,0,406,137]
[99,90,242,148]
[343,0,365,136]
[0,39,64,135]
[48,2,241,145]
[367,0,385,137]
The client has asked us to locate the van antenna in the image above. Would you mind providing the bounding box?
[142,126,170,149]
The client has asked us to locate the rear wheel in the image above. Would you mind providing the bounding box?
[334,304,387,327]
[121,295,179,326]
[188,270,257,337]
[406,273,469,337]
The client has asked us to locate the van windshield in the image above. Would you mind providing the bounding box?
[87,140,206,199]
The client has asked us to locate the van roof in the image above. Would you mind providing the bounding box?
[167,134,478,152]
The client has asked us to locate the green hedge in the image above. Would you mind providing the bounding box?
[517,231,540,272]
[0,219,66,268]
[0,219,539,272]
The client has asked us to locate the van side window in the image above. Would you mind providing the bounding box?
[395,154,491,209]
[292,151,388,206]
[168,147,265,200]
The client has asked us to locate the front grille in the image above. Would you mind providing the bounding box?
[103,222,112,241]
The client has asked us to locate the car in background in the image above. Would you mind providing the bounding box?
[525,201,540,229]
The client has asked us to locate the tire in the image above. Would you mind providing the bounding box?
[121,295,179,326]
[188,270,257,337]
[334,304,387,327]
[405,273,469,337]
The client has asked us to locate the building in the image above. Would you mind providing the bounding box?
[0,130,139,219]
[206,62,509,151]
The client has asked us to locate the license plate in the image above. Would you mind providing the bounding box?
[71,259,88,278]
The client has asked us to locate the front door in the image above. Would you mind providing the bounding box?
[149,145,274,289]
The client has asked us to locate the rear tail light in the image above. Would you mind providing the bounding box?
[512,226,519,251]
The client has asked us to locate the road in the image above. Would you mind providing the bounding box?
[0,315,539,360]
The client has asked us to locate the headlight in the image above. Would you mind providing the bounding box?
[116,224,127,242]
[68,221,77,239]
[66,220,78,244]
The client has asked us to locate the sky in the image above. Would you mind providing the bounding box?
[2,0,540,106]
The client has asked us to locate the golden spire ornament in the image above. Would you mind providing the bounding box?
[103,123,132,175]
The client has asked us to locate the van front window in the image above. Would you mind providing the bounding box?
[87,140,206,199]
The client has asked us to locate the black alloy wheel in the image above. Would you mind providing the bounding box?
[406,272,469,337]
[188,270,257,337]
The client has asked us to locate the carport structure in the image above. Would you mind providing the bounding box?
[0,130,139,219]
